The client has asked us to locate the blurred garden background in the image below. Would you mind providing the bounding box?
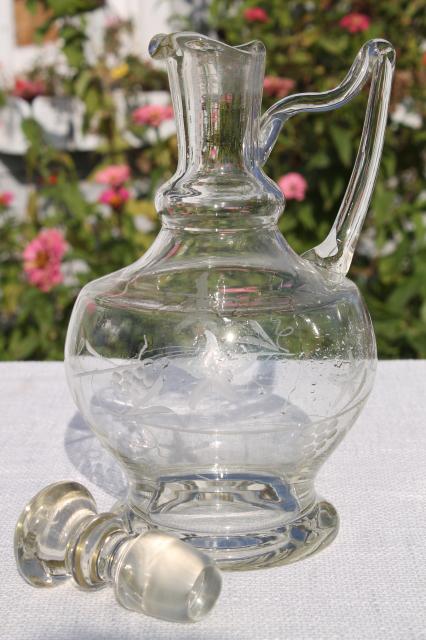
[0,0,424,360]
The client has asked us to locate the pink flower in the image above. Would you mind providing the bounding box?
[132,104,174,127]
[339,13,371,33]
[263,76,295,99]
[243,7,269,23]
[0,191,14,207]
[105,15,123,29]
[99,187,130,209]
[278,172,308,201]
[94,164,130,187]
[13,77,46,102]
[23,229,67,292]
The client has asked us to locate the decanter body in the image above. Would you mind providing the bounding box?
[65,33,395,569]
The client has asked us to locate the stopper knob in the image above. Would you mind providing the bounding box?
[113,530,222,622]
[14,481,222,623]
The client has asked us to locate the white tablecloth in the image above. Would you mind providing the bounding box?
[1,361,425,640]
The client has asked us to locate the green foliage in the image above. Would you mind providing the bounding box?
[0,133,171,359]
[0,3,176,360]
[35,0,104,18]
[205,0,426,358]
[1,0,425,359]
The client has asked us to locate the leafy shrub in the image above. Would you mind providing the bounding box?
[203,0,426,358]
[0,0,425,359]
[0,3,173,359]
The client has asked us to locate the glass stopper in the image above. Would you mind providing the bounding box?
[14,481,222,622]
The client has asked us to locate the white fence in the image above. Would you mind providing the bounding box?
[0,0,177,76]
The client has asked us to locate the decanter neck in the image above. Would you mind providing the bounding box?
[150,33,283,230]
[175,55,263,171]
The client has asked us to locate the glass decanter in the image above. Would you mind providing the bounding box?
[65,32,395,570]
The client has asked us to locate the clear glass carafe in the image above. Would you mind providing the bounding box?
[65,32,395,569]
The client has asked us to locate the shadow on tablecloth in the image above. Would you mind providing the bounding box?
[64,412,127,499]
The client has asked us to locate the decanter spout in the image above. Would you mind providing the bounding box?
[149,33,283,229]
[149,32,264,60]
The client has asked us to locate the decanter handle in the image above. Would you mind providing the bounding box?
[259,39,395,275]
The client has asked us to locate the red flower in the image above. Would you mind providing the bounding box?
[0,191,13,207]
[23,229,67,292]
[13,77,46,102]
[132,104,174,127]
[99,187,130,209]
[339,13,371,33]
[243,7,269,23]
[94,164,130,187]
[263,76,295,99]
[278,173,308,201]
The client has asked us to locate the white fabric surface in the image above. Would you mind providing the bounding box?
[1,361,425,640]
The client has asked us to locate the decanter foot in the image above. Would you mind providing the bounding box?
[118,498,339,571]
[215,499,340,570]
